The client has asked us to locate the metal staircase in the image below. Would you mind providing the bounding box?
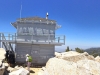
[1,33,14,51]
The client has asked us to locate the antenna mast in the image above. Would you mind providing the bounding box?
[20,2,22,21]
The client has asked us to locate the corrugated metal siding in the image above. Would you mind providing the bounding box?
[15,44,55,64]
[38,45,55,63]
[31,45,40,63]
[16,43,31,63]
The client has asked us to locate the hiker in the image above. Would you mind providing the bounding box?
[26,54,32,71]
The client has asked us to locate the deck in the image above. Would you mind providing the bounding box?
[0,33,65,46]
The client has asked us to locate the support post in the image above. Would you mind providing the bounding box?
[12,35,13,40]
[2,33,3,48]
[48,34,50,43]
[2,42,7,50]
[32,31,33,43]
[8,34,10,40]
[58,37,60,43]
[0,33,1,48]
[9,43,13,51]
[15,33,16,41]
[64,35,65,45]
[8,34,10,50]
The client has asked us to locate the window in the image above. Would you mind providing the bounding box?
[28,27,34,35]
[50,30,54,34]
[36,28,43,35]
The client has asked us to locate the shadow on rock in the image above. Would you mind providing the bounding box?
[30,70,35,73]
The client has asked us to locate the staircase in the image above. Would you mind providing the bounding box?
[0,33,14,51]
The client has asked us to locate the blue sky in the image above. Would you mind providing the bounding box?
[0,0,100,52]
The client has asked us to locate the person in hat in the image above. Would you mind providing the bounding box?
[26,54,32,71]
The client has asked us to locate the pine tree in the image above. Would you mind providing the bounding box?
[75,47,84,53]
[65,46,70,52]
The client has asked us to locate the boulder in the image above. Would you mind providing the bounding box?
[0,48,6,60]
[0,63,5,75]
[77,59,100,75]
[0,68,5,75]
[41,58,100,75]
[55,51,94,62]
[9,68,29,75]
[45,58,78,75]
[7,66,23,72]
[55,52,62,58]
[39,51,100,75]
[7,67,14,72]
[95,56,100,62]
[0,60,2,66]
[4,63,9,67]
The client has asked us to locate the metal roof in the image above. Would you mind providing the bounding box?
[11,16,56,28]
[17,16,56,22]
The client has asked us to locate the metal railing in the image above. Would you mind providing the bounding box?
[0,33,65,45]
[0,33,15,50]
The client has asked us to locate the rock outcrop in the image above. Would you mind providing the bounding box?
[55,51,94,62]
[0,48,29,75]
[0,48,6,75]
[0,48,6,60]
[38,51,100,75]
[9,68,29,75]
[95,56,100,62]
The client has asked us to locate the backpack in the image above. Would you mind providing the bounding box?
[28,56,32,62]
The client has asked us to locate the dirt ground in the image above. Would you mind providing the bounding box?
[27,67,42,75]
[7,63,42,75]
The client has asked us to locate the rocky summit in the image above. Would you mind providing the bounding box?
[0,48,29,75]
[38,51,100,75]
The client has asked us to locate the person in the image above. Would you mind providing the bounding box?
[5,50,9,63]
[8,51,15,67]
[26,54,32,71]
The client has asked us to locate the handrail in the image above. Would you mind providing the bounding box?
[1,33,14,51]
[0,33,65,45]
[2,33,6,40]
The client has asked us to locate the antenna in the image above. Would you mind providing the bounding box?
[20,2,22,21]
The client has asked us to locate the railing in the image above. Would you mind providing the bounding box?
[0,33,65,45]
